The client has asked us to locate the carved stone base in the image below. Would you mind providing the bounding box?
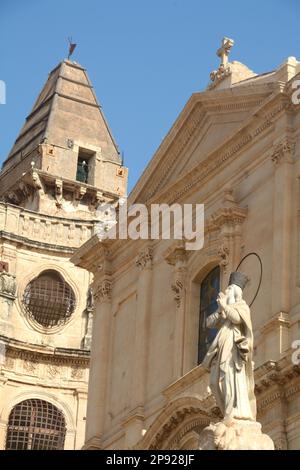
[198,419,274,450]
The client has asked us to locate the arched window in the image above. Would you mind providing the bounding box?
[198,266,220,364]
[5,399,66,450]
[23,270,76,328]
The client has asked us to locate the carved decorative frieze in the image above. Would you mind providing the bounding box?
[135,247,153,271]
[47,364,60,378]
[0,202,95,251]
[4,345,89,368]
[4,357,14,369]
[148,408,210,450]
[23,359,38,374]
[71,366,84,379]
[255,357,300,413]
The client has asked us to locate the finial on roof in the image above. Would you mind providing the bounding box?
[68,37,77,60]
[209,37,235,88]
[217,37,234,67]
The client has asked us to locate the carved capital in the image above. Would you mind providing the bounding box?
[271,139,295,166]
[93,278,112,303]
[135,247,153,271]
[210,206,248,230]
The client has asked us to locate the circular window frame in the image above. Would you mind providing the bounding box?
[18,266,79,335]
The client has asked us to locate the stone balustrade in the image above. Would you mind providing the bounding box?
[0,202,96,249]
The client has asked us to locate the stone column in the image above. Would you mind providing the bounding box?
[125,246,153,448]
[271,138,294,317]
[84,267,112,448]
[165,243,187,380]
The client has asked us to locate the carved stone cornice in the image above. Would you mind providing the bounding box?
[271,138,295,166]
[135,247,153,271]
[130,80,281,206]
[142,101,285,206]
[122,406,145,428]
[254,355,300,411]
[209,206,248,229]
[2,343,90,368]
[163,364,209,400]
[164,241,188,266]
[140,104,206,202]
[260,312,290,336]
[90,247,112,274]
[93,278,112,303]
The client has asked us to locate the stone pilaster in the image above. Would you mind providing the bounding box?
[126,246,153,445]
[84,249,112,447]
[271,137,295,318]
[132,247,153,409]
[165,242,188,380]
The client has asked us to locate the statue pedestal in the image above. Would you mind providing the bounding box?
[198,419,274,450]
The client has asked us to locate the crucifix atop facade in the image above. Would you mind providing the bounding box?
[217,37,234,67]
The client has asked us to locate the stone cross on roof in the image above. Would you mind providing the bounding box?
[217,37,234,67]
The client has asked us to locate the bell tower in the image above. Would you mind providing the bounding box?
[0,59,128,217]
[0,59,128,449]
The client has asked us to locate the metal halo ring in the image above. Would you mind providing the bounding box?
[235,252,263,307]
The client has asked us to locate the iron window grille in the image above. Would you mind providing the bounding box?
[23,270,76,328]
[6,399,66,450]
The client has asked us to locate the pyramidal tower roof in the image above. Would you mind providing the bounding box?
[0,59,128,216]
[3,59,120,168]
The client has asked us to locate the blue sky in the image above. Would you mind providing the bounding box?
[0,0,299,192]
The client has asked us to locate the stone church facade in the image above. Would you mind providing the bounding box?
[0,60,127,449]
[73,48,300,450]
